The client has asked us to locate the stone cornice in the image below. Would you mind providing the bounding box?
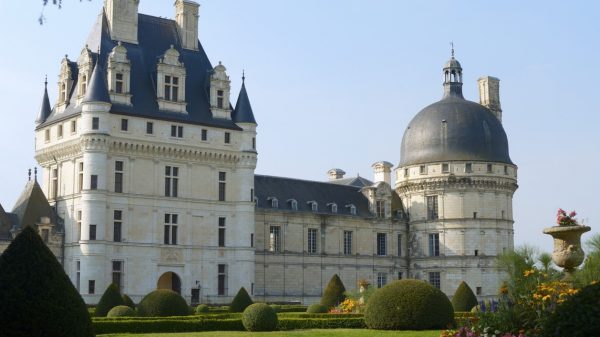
[396,175,518,194]
[34,139,84,165]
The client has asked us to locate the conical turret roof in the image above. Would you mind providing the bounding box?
[35,79,52,125]
[82,59,110,104]
[232,79,256,124]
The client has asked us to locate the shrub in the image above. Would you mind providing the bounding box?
[278,317,366,330]
[195,304,209,314]
[107,305,136,317]
[451,281,478,312]
[270,304,281,312]
[364,279,454,330]
[542,281,600,337]
[306,304,329,313]
[96,283,125,317]
[92,317,245,334]
[137,289,189,317]
[320,274,346,308]
[229,287,253,312]
[122,294,135,308]
[242,303,278,331]
[0,227,94,337]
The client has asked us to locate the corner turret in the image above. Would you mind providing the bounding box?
[35,77,52,126]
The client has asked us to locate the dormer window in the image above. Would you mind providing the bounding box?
[81,75,87,95]
[346,204,357,215]
[268,197,278,209]
[76,47,93,103]
[115,73,124,93]
[328,203,338,213]
[287,199,298,211]
[210,62,232,119]
[108,42,132,105]
[60,83,67,102]
[307,201,318,212]
[217,90,224,108]
[164,75,179,101]
[57,55,74,111]
[156,45,186,113]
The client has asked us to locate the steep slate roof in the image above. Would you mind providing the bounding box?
[38,12,242,131]
[11,181,56,229]
[328,175,373,188]
[82,61,110,103]
[254,175,372,217]
[232,81,257,124]
[35,80,52,124]
[0,203,12,240]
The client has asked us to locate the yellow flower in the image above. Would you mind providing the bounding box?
[523,269,535,277]
[591,280,598,285]
[542,295,551,301]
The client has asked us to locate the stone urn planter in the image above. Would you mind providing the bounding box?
[543,224,590,278]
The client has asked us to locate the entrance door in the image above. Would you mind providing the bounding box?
[157,272,182,294]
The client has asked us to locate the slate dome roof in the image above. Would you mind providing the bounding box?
[399,57,513,167]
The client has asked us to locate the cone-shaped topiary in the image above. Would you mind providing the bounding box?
[229,287,254,312]
[242,303,278,331]
[451,281,478,312]
[137,289,189,317]
[122,294,135,308]
[107,305,136,317]
[320,274,346,308]
[0,227,94,337]
[306,303,329,313]
[95,283,125,317]
[542,281,600,337]
[364,279,454,330]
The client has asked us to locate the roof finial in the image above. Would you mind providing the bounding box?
[44,75,47,88]
[242,69,245,83]
[34,167,38,182]
[450,41,455,58]
[28,168,31,181]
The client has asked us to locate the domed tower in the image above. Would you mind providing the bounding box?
[395,53,518,299]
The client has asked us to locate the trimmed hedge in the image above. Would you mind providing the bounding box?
[306,304,329,313]
[195,304,209,314]
[321,274,346,308]
[364,279,454,330]
[137,289,189,317]
[542,281,600,337]
[242,303,278,331]
[96,283,125,317]
[229,287,253,312]
[107,305,136,317]
[278,317,366,330]
[451,281,478,312]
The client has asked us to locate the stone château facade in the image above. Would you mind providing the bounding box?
[0,0,517,305]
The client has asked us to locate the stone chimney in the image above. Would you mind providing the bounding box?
[478,76,502,122]
[175,0,200,51]
[104,0,139,44]
[372,161,393,185]
[327,168,345,181]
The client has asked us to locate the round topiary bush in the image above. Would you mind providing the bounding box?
[242,303,278,332]
[320,274,346,308]
[542,282,600,337]
[137,289,189,317]
[122,294,135,309]
[195,304,209,314]
[364,279,454,330]
[451,281,478,312]
[229,287,254,312]
[107,305,136,317]
[306,304,329,313]
[96,283,125,317]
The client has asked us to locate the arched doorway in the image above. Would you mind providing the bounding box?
[157,272,181,294]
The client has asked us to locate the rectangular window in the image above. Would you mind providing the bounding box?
[146,122,153,135]
[504,165,508,175]
[377,233,387,256]
[377,273,387,288]
[58,124,63,138]
[250,233,254,248]
[51,168,58,199]
[404,168,409,177]
[465,163,473,173]
[501,210,505,219]
[120,118,128,131]
[429,233,440,257]
[89,224,97,241]
[343,231,353,255]
[487,163,493,173]
[474,249,479,256]
[164,75,179,101]
[217,90,224,108]
[218,217,226,247]
[397,234,402,257]
[114,161,124,193]
[252,137,256,149]
[88,280,95,294]
[442,163,449,173]
[269,226,281,252]
[224,132,230,144]
[473,212,478,219]
[44,129,50,142]
[163,213,178,245]
[476,286,482,295]
[307,228,318,254]
[165,166,179,197]
[76,260,81,292]
[397,271,403,280]
[218,172,226,201]
[427,195,438,220]
[376,200,385,218]
[171,125,183,138]
[201,129,207,141]
[429,272,441,289]
[419,165,427,174]
[113,210,122,242]
[76,210,82,241]
[92,117,99,130]
[112,260,123,292]
[90,175,98,190]
[42,228,50,243]
[71,120,77,133]
[77,162,83,193]
[115,73,124,94]
[218,264,227,296]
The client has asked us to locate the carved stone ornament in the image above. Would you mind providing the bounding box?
[543,224,591,278]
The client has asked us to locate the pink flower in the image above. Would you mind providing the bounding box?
[569,211,577,217]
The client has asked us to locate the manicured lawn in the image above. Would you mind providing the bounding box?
[99,329,441,337]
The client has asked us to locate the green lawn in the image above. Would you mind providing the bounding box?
[99,329,441,337]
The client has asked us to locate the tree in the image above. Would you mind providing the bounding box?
[575,234,600,285]
[95,283,125,317]
[320,274,346,308]
[451,281,478,312]
[0,227,94,337]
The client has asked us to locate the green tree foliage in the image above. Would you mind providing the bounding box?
[575,234,600,285]
[0,227,94,337]
[451,281,478,312]
[229,287,254,312]
[364,279,454,330]
[95,283,125,317]
[107,305,136,317]
[122,294,135,308]
[542,281,600,337]
[320,274,346,308]
[242,303,278,332]
[137,289,189,317]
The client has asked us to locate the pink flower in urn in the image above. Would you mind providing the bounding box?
[569,211,577,217]
[556,208,578,226]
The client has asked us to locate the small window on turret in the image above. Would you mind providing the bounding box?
[487,164,493,173]
[58,125,63,138]
[92,117,99,130]
[442,163,449,173]
[419,165,427,175]
[504,165,508,175]
[71,120,77,134]
[465,163,473,173]
[404,168,409,177]
[44,129,50,142]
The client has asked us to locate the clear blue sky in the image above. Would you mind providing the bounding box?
[0,0,598,254]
